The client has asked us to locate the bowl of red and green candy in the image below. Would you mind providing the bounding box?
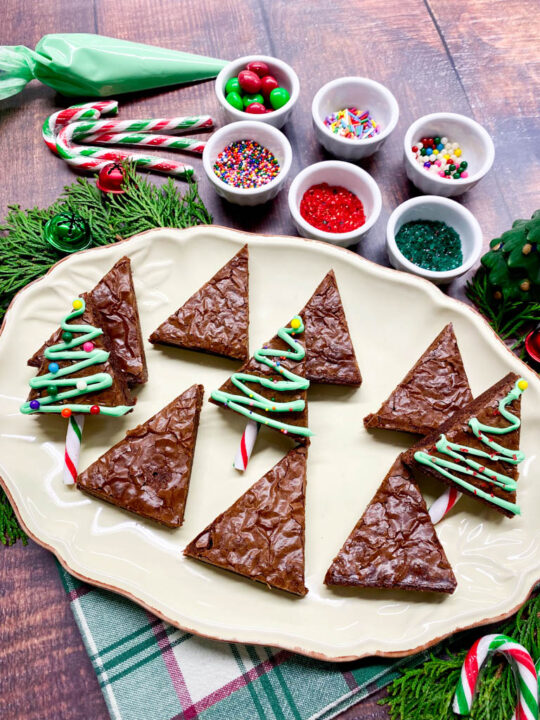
[216,55,299,129]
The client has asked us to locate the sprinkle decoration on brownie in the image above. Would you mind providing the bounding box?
[414,378,528,515]
[21,297,132,417]
[211,316,312,437]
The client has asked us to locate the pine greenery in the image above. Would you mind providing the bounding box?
[0,166,211,544]
[383,593,539,719]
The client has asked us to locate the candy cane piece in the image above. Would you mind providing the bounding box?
[512,660,540,720]
[428,486,463,524]
[42,101,119,153]
[63,414,85,485]
[234,420,260,471]
[83,131,206,154]
[453,634,538,720]
[56,121,194,179]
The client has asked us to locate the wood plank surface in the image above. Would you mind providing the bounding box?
[0,0,538,718]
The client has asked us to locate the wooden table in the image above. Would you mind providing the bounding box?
[0,1,537,718]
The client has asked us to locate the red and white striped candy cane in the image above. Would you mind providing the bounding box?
[428,486,463,524]
[453,634,538,720]
[83,131,206,155]
[234,420,260,471]
[56,121,195,179]
[42,101,119,153]
[63,413,85,485]
[512,660,540,720]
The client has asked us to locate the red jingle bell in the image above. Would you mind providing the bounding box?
[96,162,127,195]
[525,325,540,363]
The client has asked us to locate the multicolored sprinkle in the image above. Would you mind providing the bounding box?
[213,140,280,188]
[324,108,380,140]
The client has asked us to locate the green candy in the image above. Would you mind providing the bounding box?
[47,384,58,395]
[226,91,243,111]
[269,87,290,110]
[225,77,242,95]
[242,93,264,108]
[62,331,73,342]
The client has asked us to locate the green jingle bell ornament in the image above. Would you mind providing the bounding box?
[44,212,91,253]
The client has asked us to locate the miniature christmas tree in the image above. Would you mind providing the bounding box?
[467,210,540,359]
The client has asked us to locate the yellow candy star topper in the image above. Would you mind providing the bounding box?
[518,379,528,391]
[290,317,301,330]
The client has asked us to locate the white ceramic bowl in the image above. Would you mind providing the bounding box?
[312,77,399,160]
[215,55,299,129]
[386,195,483,284]
[202,121,292,206]
[404,112,495,197]
[288,160,382,246]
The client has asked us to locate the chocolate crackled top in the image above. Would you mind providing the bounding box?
[149,244,249,361]
[325,457,457,594]
[364,323,472,435]
[29,257,148,387]
[77,384,204,527]
[185,445,308,596]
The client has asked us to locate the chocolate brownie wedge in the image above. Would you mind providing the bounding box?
[77,384,204,527]
[209,318,310,445]
[325,457,457,593]
[364,323,472,435]
[29,257,147,387]
[149,244,249,361]
[28,294,134,411]
[403,373,526,518]
[300,270,362,386]
[185,446,308,596]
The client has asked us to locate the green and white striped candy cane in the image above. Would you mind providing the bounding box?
[42,100,119,153]
[82,129,206,154]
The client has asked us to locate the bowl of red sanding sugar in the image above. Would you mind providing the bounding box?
[312,77,399,160]
[288,160,382,246]
[216,55,300,129]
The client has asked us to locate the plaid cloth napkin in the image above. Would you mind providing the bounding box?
[57,565,426,720]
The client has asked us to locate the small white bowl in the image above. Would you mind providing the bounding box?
[386,195,483,284]
[404,112,495,197]
[312,77,399,160]
[215,55,299,129]
[202,121,292,206]
[288,160,382,246]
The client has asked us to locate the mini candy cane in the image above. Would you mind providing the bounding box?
[84,131,206,155]
[428,486,463,524]
[42,100,119,152]
[44,102,214,179]
[56,121,195,179]
[234,420,260,471]
[453,634,538,720]
[63,413,85,485]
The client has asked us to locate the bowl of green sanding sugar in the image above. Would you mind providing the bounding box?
[386,196,482,284]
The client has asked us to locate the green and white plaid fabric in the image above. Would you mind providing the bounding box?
[58,565,426,720]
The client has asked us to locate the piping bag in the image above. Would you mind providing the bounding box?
[0,34,228,100]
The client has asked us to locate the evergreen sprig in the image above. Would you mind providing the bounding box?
[383,593,539,719]
[0,164,211,322]
[0,166,212,543]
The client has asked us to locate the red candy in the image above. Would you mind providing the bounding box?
[300,183,366,234]
[260,75,279,99]
[246,61,269,78]
[245,102,267,114]
[90,405,100,415]
[238,70,261,94]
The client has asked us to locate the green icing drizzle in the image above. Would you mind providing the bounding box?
[414,379,527,515]
[20,298,132,417]
[211,316,312,437]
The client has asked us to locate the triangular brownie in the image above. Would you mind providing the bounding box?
[184,446,308,596]
[27,294,134,410]
[324,457,457,593]
[403,372,526,518]
[77,384,204,527]
[149,244,249,361]
[29,257,147,387]
[300,270,362,386]
[209,319,310,445]
[364,323,472,435]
